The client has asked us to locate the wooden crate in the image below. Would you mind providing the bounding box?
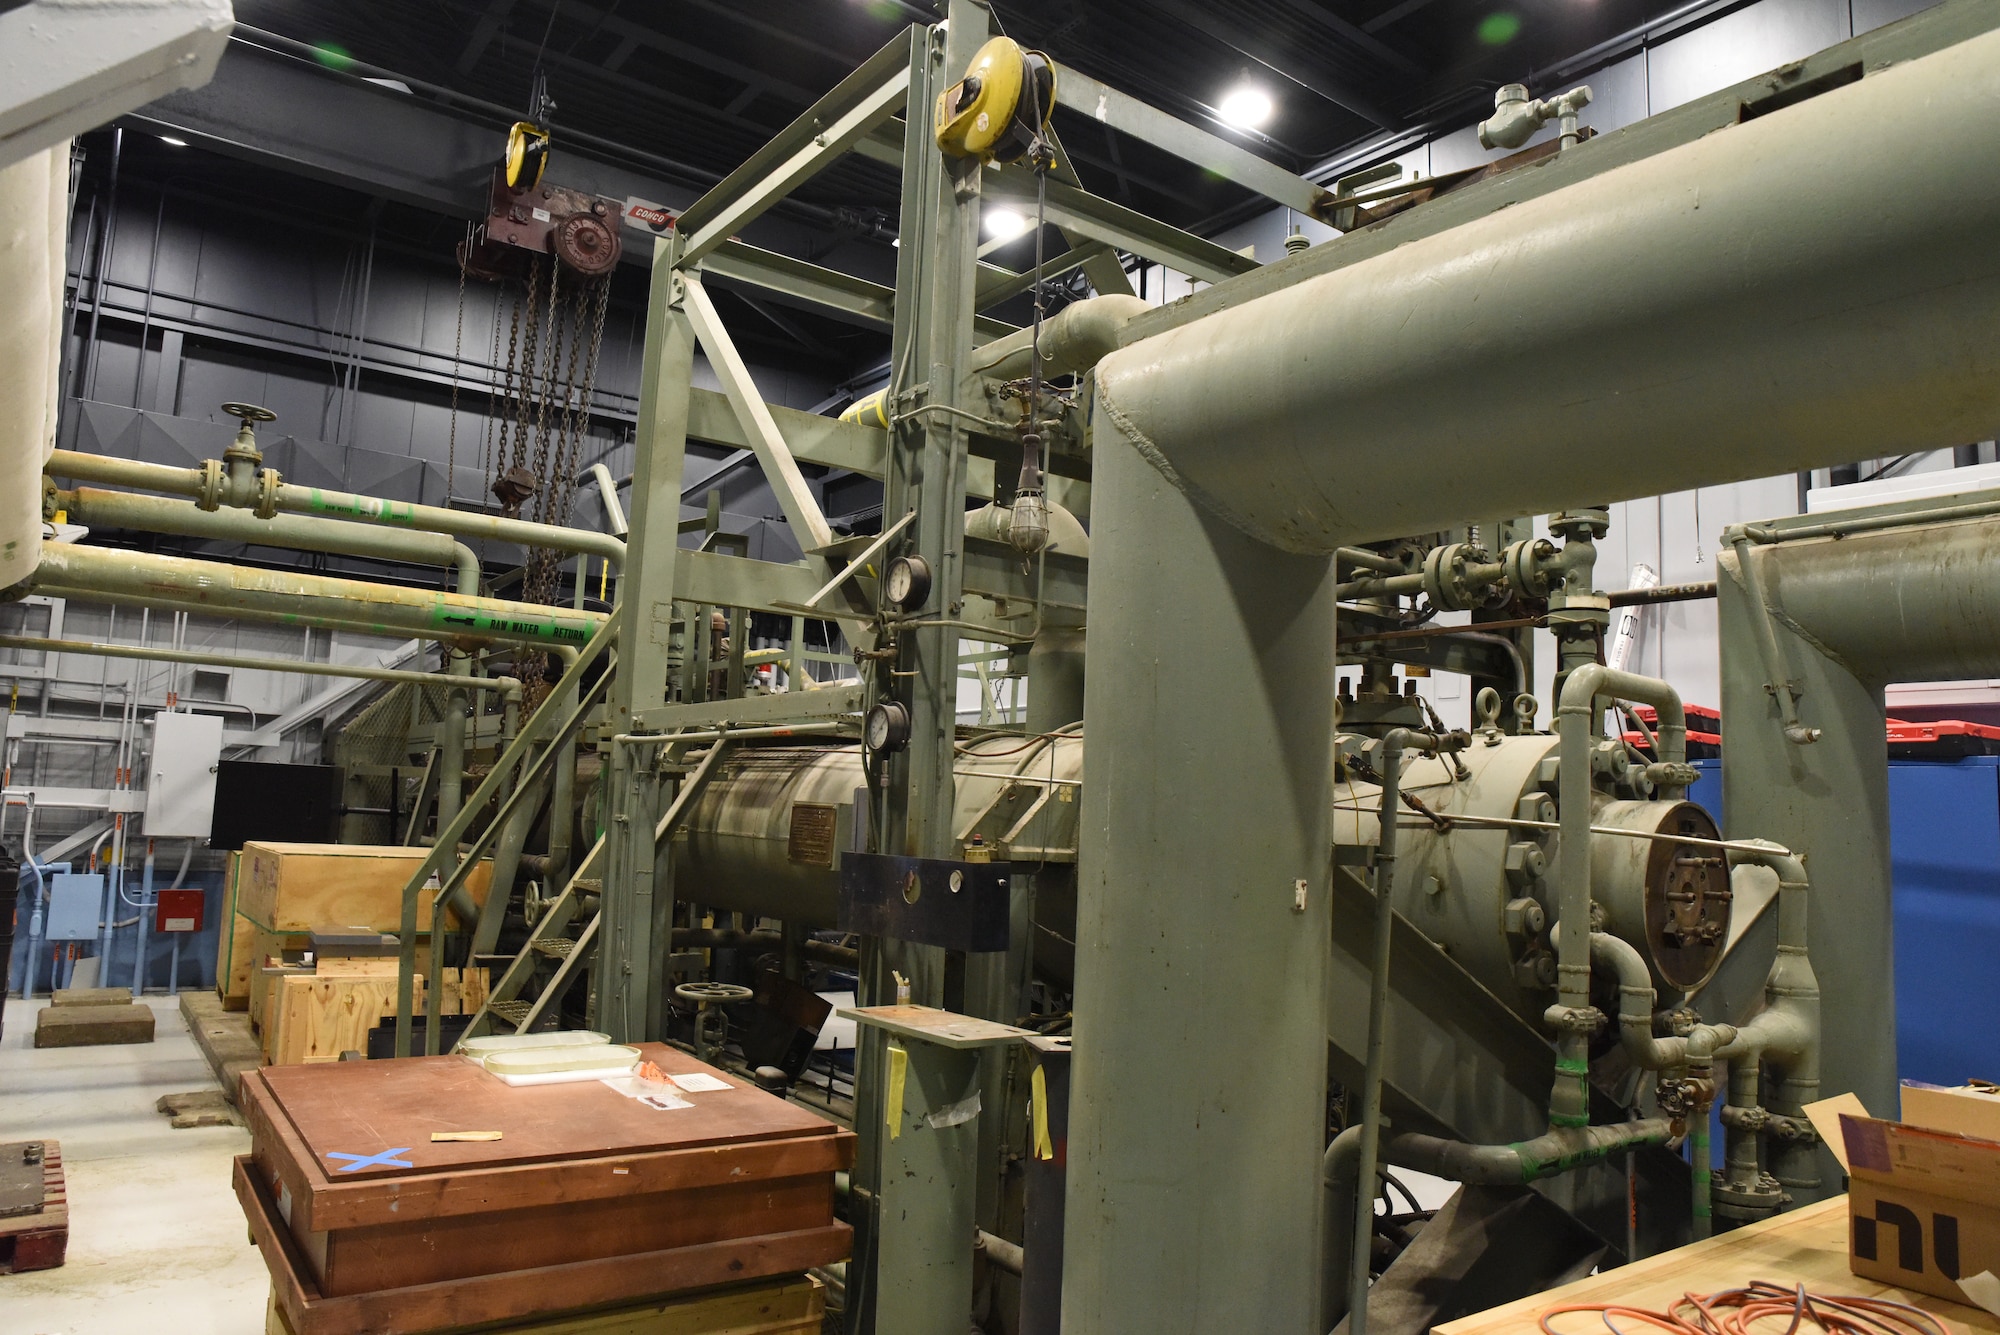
[265,1275,825,1335]
[237,1046,852,1335]
[238,843,495,935]
[0,1141,68,1274]
[265,966,488,1066]
[248,931,436,1037]
[216,851,258,1010]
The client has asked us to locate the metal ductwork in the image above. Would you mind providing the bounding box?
[0,143,64,594]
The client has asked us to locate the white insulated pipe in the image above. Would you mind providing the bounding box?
[1095,27,2000,553]
[0,143,64,592]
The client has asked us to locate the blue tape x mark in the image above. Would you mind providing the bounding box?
[325,1148,413,1173]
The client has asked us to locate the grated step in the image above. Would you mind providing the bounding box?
[489,1000,532,1024]
[530,937,577,958]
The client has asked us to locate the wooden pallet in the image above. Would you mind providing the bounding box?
[0,1141,68,1274]
[263,1275,825,1335]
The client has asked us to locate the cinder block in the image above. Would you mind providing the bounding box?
[33,1004,156,1048]
[50,987,131,1009]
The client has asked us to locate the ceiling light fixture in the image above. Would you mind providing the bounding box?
[984,207,1028,241]
[159,135,188,147]
[1217,85,1275,130]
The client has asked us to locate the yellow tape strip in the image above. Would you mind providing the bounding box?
[886,1043,908,1141]
[1031,1064,1054,1161]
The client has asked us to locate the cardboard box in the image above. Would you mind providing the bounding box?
[1841,1081,2000,1308]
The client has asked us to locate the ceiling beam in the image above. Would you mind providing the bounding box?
[1149,0,1399,129]
[456,0,520,74]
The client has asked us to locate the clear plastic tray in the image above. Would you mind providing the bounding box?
[481,1044,640,1077]
[459,1030,611,1059]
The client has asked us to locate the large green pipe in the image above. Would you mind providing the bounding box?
[45,449,626,571]
[57,487,482,594]
[1092,26,2000,554]
[25,541,604,648]
[0,633,518,698]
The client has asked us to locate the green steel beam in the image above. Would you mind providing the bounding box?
[702,237,1017,342]
[988,168,1257,285]
[1053,63,1333,218]
[680,63,914,265]
[707,240,894,325]
[599,238,697,1043]
[681,271,837,553]
[675,28,914,244]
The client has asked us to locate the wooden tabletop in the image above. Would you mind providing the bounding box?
[259,1042,840,1185]
[1436,1198,1998,1335]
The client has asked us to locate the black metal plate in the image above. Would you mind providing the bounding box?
[0,1142,45,1219]
[839,852,1011,953]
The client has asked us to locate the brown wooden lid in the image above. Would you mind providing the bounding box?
[259,1043,840,1185]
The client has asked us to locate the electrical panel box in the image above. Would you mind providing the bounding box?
[145,712,225,838]
[154,888,204,935]
[43,873,103,942]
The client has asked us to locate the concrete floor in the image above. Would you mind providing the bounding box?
[0,995,269,1335]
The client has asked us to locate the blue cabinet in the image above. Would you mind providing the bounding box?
[1687,757,2000,1086]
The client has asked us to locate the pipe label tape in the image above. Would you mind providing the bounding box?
[886,1043,908,1140]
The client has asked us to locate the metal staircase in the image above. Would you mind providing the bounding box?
[458,734,734,1042]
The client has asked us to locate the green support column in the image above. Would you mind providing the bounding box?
[1062,417,1339,1334]
[853,8,989,1329]
[600,241,695,1043]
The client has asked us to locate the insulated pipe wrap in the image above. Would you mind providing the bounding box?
[0,144,63,592]
[1094,29,2000,553]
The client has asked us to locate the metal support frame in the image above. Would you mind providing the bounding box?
[598,239,694,1043]
[1052,63,1331,218]
[676,37,914,266]
[680,271,835,553]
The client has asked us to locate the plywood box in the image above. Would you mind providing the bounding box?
[264,967,488,1066]
[217,852,261,1011]
[238,844,495,935]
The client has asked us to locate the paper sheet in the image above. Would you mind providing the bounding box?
[599,1074,692,1110]
[1802,1091,1870,1171]
[1958,1272,2000,1318]
[668,1072,733,1093]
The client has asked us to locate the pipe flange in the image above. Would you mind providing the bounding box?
[1502,537,1556,599]
[253,468,284,520]
[1424,542,1492,611]
[1543,1003,1607,1035]
[195,458,226,512]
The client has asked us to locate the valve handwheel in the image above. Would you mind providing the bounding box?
[220,402,276,426]
[675,982,754,1064]
[675,982,753,1004]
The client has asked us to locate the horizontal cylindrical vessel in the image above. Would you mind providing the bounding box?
[675,733,1083,925]
[1096,26,2000,552]
[1333,737,1729,1014]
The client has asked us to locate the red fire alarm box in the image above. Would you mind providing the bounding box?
[155,889,204,935]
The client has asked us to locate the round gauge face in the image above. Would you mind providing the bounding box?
[866,706,894,750]
[884,555,930,611]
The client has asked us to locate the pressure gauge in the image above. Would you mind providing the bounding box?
[865,700,912,754]
[884,554,932,613]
